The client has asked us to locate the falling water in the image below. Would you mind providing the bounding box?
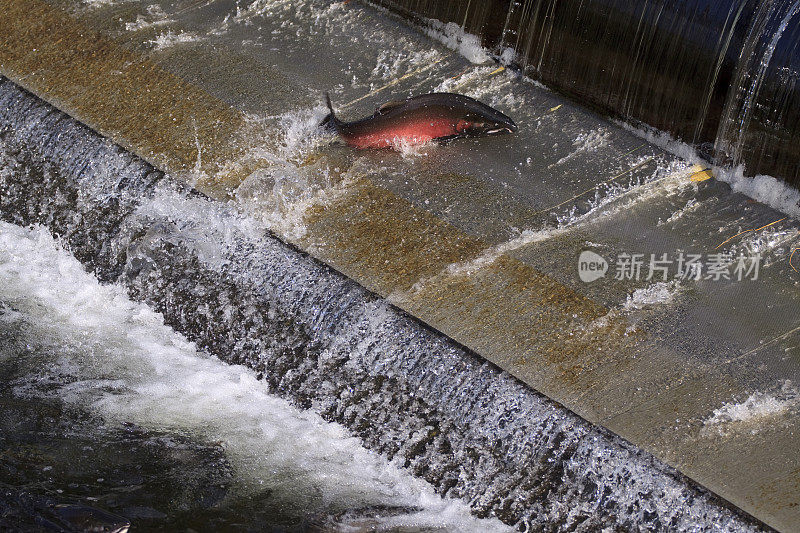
[0,74,764,531]
[0,0,794,529]
[375,0,800,188]
[716,0,800,170]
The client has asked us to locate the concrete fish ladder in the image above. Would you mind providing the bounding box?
[0,78,765,531]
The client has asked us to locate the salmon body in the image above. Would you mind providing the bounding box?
[321,92,517,149]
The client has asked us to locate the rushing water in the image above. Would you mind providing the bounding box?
[374,0,800,188]
[0,222,506,532]
[0,75,766,530]
[0,0,790,528]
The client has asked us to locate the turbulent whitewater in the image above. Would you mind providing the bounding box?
[0,73,763,531]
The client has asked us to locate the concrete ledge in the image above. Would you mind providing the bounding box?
[0,77,766,531]
[0,0,251,183]
[2,1,800,530]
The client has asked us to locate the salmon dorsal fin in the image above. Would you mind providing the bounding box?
[376,100,405,115]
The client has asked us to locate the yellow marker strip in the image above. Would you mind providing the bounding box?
[549,104,562,112]
[690,168,713,182]
[342,56,447,109]
[715,229,753,249]
[715,217,786,250]
[449,68,470,80]
[532,155,654,217]
[791,247,800,273]
[489,66,505,76]
[621,143,647,158]
[748,218,785,233]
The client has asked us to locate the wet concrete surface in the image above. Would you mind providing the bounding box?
[1,0,799,529]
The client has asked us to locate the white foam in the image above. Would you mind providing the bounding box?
[0,221,509,531]
[124,5,172,32]
[719,222,797,267]
[659,198,701,225]
[397,224,562,297]
[550,128,612,168]
[499,47,516,66]
[619,122,800,220]
[715,166,800,219]
[622,281,682,311]
[434,66,524,111]
[370,49,442,81]
[82,0,118,8]
[423,21,490,65]
[702,381,799,436]
[443,226,563,278]
[616,121,705,166]
[149,30,201,51]
[583,280,682,333]
[272,104,334,159]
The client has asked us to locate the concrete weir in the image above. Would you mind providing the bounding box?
[0,71,761,533]
[1,0,799,530]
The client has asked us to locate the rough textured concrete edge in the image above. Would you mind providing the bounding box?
[0,77,769,532]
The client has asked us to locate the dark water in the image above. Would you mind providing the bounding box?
[0,378,435,533]
[375,0,800,188]
[0,313,240,532]
[0,276,486,533]
[0,377,235,532]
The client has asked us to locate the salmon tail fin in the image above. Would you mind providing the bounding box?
[319,92,339,132]
[325,92,334,115]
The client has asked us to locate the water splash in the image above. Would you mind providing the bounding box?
[0,76,764,531]
[124,4,173,32]
[375,0,800,189]
[702,381,800,436]
[148,30,202,51]
[423,20,491,64]
[0,222,508,532]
